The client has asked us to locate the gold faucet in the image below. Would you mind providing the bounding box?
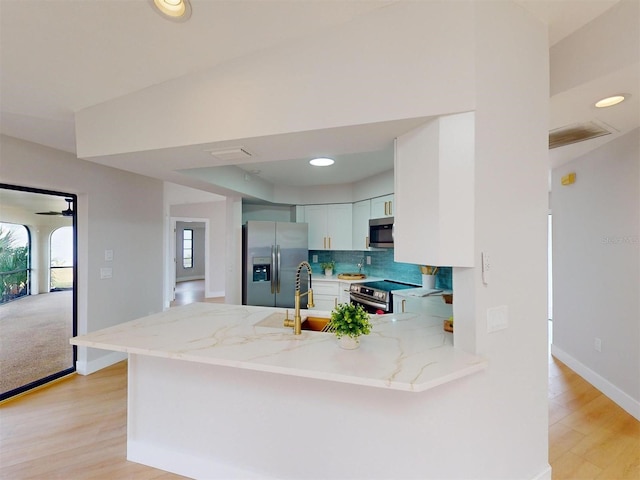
[284,261,314,334]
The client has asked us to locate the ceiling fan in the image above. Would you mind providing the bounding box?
[36,198,74,217]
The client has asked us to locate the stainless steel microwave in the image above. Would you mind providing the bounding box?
[369,217,394,248]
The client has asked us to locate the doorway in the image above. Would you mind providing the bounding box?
[170,218,209,306]
[0,184,77,401]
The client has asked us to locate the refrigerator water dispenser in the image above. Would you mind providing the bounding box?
[252,257,271,282]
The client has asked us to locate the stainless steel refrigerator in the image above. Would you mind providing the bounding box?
[242,221,309,308]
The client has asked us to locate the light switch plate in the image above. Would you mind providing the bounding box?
[100,267,113,279]
[487,305,508,333]
[481,252,490,285]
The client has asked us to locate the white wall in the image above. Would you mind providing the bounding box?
[242,203,294,224]
[225,196,243,304]
[0,134,164,373]
[448,2,550,477]
[550,0,639,97]
[75,1,475,158]
[170,201,226,299]
[552,128,640,419]
[353,169,394,203]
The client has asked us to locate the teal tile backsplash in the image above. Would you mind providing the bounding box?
[309,250,452,290]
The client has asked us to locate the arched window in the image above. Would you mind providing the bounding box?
[0,222,30,303]
[50,226,73,291]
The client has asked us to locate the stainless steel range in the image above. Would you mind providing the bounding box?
[349,280,419,314]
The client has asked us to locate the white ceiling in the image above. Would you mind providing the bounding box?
[1,0,637,194]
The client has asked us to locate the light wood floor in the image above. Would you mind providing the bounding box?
[548,355,640,479]
[170,279,224,307]
[0,361,188,479]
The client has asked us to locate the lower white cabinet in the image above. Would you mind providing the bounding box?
[310,280,353,310]
[310,279,340,310]
[339,282,351,304]
[393,293,453,318]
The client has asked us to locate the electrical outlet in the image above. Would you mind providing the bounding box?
[312,254,318,263]
[594,337,602,352]
[105,249,113,261]
[366,256,371,265]
[100,267,113,279]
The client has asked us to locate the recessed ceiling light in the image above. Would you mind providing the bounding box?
[309,157,335,167]
[150,0,191,21]
[595,95,627,108]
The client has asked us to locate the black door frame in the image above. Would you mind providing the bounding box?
[0,183,77,401]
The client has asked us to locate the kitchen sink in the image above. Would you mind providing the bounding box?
[300,316,332,332]
[255,312,333,332]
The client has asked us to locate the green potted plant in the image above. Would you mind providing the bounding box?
[329,302,373,349]
[320,260,335,276]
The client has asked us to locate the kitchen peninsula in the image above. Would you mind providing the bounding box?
[71,303,486,479]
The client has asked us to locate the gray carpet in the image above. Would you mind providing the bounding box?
[0,291,74,395]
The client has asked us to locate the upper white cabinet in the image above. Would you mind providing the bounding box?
[352,199,371,251]
[370,194,394,219]
[305,204,353,250]
[394,112,474,267]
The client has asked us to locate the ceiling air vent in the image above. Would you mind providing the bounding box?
[205,146,253,162]
[549,122,611,149]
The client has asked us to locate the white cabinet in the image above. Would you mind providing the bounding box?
[394,112,474,267]
[393,293,453,318]
[310,279,340,310]
[370,194,394,219]
[310,280,352,310]
[352,199,371,250]
[339,282,351,304]
[304,204,352,250]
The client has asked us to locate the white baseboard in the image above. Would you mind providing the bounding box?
[76,351,127,375]
[129,440,551,480]
[206,290,225,299]
[551,344,640,421]
[128,440,275,480]
[531,465,552,480]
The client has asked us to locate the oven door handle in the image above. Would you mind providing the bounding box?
[349,293,388,311]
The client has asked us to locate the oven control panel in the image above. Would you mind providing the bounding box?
[350,284,390,302]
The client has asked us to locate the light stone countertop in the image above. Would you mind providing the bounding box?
[71,302,486,392]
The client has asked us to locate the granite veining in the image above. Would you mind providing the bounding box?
[71,303,486,392]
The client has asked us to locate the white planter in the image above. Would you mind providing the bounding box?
[338,336,360,350]
[422,274,436,289]
[325,268,333,277]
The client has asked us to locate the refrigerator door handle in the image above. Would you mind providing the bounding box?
[271,245,276,294]
[276,245,281,293]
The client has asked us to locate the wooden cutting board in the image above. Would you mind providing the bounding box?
[337,273,366,280]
